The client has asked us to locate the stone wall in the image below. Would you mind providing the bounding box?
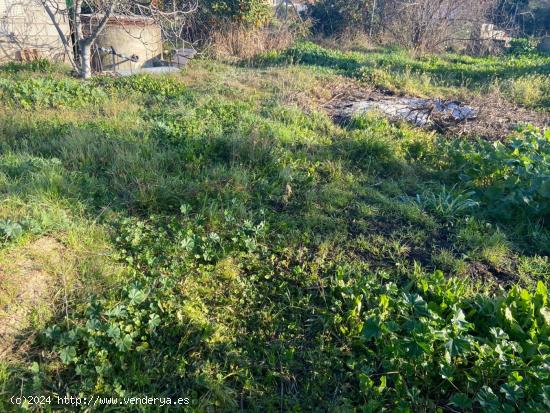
[0,0,70,62]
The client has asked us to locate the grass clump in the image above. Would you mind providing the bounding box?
[499,74,550,108]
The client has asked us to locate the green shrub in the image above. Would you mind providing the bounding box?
[441,127,550,225]
[500,74,550,108]
[339,268,550,411]
[199,0,272,27]
[0,220,23,242]
[412,185,479,220]
[309,0,373,36]
[508,38,539,57]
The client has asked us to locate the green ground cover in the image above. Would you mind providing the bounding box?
[0,49,549,412]
[254,42,550,109]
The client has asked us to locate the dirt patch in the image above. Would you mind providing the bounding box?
[0,237,64,361]
[467,261,516,288]
[323,81,549,140]
[462,93,549,140]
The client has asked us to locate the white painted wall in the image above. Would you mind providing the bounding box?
[0,0,70,62]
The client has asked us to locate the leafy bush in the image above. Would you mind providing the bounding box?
[508,38,539,57]
[309,0,373,36]
[0,59,53,74]
[441,127,550,225]
[500,74,550,108]
[198,0,272,27]
[340,268,550,411]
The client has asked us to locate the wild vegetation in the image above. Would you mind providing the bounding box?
[309,0,550,52]
[0,42,549,412]
[256,41,550,109]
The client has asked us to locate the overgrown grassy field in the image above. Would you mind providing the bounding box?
[0,45,549,412]
[255,42,550,109]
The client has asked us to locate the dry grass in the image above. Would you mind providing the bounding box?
[208,23,300,60]
[313,31,378,54]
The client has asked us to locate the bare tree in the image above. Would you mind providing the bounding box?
[381,0,496,52]
[40,0,197,79]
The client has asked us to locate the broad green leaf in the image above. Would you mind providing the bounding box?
[377,375,387,393]
[85,319,101,331]
[535,281,548,308]
[128,288,147,306]
[477,386,501,411]
[450,393,473,409]
[537,180,550,198]
[379,294,389,316]
[149,313,161,330]
[362,316,381,340]
[500,383,524,402]
[30,362,40,374]
[451,308,470,331]
[59,346,77,364]
[440,363,455,380]
[116,334,133,352]
[107,324,121,339]
[445,337,470,358]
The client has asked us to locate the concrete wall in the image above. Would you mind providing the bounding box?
[0,0,70,62]
[90,16,163,73]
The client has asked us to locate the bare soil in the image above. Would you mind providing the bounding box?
[0,237,64,360]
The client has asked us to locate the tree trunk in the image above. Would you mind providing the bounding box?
[80,42,92,79]
[369,0,377,37]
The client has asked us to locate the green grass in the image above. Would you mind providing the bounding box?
[252,42,550,109]
[0,53,548,412]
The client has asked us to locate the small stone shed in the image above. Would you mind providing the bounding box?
[0,0,70,62]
